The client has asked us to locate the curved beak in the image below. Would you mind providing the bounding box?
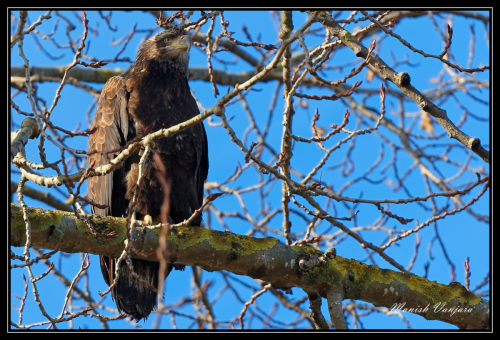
[171,35,192,52]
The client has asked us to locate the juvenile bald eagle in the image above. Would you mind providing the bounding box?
[88,26,209,321]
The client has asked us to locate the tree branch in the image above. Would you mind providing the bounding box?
[10,203,489,329]
[311,12,490,163]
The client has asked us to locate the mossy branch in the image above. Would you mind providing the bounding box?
[10,203,489,329]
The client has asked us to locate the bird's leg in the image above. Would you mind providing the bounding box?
[144,215,153,225]
[141,214,173,225]
[142,158,155,226]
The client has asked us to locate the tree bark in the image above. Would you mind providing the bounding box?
[10,203,489,329]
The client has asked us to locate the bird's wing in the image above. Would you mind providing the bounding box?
[88,76,130,289]
[87,76,129,218]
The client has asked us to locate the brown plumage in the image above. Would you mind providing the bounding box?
[87,26,208,321]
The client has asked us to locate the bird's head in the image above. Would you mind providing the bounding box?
[135,26,192,74]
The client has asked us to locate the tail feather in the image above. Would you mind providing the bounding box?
[100,256,183,322]
[114,259,159,321]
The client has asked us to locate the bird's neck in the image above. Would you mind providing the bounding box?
[132,56,189,79]
[126,58,192,134]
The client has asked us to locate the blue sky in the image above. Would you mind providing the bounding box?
[10,10,490,329]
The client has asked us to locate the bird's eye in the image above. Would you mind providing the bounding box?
[164,38,170,43]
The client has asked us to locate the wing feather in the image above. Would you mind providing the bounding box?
[88,76,129,217]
